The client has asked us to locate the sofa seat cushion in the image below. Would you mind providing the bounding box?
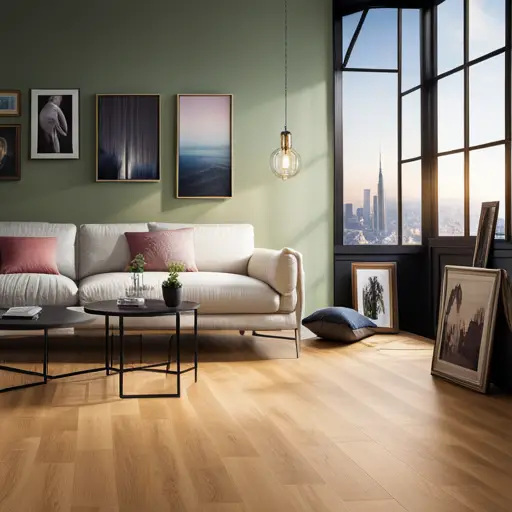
[0,274,78,307]
[79,271,280,314]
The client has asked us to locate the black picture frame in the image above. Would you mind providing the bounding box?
[472,201,499,268]
[0,125,21,181]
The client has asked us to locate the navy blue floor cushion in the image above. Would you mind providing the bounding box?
[302,307,377,343]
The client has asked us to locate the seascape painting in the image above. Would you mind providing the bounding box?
[352,262,398,332]
[97,94,160,181]
[0,91,20,116]
[432,265,501,393]
[177,94,232,198]
[31,89,79,159]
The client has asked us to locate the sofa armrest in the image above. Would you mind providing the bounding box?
[248,248,298,296]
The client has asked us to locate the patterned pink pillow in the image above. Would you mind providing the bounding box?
[125,229,198,272]
[0,237,59,274]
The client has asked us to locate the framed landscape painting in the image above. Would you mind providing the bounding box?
[352,262,398,333]
[176,94,233,198]
[30,89,79,159]
[96,94,160,182]
[432,265,501,393]
[0,125,21,181]
[0,90,21,116]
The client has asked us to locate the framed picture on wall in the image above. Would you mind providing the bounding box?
[176,94,233,198]
[0,90,21,116]
[472,201,499,268]
[96,94,160,182]
[0,125,21,181]
[432,265,501,393]
[351,262,399,333]
[30,89,80,159]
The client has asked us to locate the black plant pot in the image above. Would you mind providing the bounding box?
[162,286,183,307]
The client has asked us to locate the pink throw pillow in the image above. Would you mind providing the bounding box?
[125,229,198,272]
[0,237,59,275]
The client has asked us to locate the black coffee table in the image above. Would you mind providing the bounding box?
[0,306,96,394]
[83,300,200,399]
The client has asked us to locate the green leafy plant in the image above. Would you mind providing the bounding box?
[127,253,146,273]
[362,276,385,320]
[162,261,186,288]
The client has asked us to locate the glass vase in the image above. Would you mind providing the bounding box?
[128,272,144,298]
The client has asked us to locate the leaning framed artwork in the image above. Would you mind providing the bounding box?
[0,90,21,116]
[176,94,233,198]
[432,265,501,393]
[0,125,21,181]
[351,262,398,333]
[96,94,160,182]
[30,89,79,159]
[472,201,499,268]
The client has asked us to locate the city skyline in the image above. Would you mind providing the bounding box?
[342,0,505,243]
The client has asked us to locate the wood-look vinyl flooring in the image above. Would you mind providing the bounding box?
[0,330,511,512]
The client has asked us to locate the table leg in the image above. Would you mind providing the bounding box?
[43,328,48,384]
[105,316,110,376]
[166,335,173,373]
[176,312,181,397]
[194,309,198,383]
[119,316,124,398]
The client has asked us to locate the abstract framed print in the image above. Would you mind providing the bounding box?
[0,125,21,181]
[352,262,399,333]
[30,89,79,159]
[432,265,501,393]
[176,94,233,198]
[472,201,499,268]
[0,90,21,116]
[96,94,160,182]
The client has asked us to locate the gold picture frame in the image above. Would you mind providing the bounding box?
[96,94,161,182]
[176,94,233,198]
[0,124,21,181]
[432,265,501,393]
[0,90,21,117]
[351,262,399,333]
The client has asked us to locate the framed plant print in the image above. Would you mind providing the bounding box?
[30,89,79,159]
[0,125,21,181]
[96,94,160,182]
[352,262,398,333]
[0,90,21,116]
[432,265,501,393]
[472,201,499,268]
[176,94,233,198]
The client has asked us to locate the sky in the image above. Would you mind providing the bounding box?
[179,95,231,148]
[342,0,506,230]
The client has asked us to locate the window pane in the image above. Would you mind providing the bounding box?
[343,12,363,59]
[469,145,505,238]
[438,152,464,236]
[402,160,422,245]
[348,9,397,70]
[438,72,464,153]
[343,72,397,245]
[470,55,505,147]
[401,9,421,91]
[437,0,463,75]
[469,0,506,61]
[402,90,421,160]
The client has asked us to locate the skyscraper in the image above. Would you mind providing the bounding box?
[363,189,371,226]
[356,207,364,220]
[377,152,386,233]
[373,195,378,230]
[344,203,354,221]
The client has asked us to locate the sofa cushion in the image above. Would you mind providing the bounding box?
[125,229,198,272]
[0,237,60,275]
[302,307,377,343]
[0,222,76,279]
[79,223,149,279]
[79,271,280,314]
[149,223,254,275]
[0,274,78,307]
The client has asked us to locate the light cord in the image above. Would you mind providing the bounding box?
[284,0,288,131]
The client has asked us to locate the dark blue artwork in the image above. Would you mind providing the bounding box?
[97,95,160,181]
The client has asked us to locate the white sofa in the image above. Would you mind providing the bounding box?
[0,222,304,355]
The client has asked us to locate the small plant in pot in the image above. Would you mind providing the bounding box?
[162,261,186,307]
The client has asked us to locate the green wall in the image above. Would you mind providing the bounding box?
[1,0,333,313]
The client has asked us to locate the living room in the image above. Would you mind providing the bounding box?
[0,0,511,510]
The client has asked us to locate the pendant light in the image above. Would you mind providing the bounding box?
[270,0,301,180]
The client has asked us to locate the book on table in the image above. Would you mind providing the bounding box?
[1,306,42,320]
